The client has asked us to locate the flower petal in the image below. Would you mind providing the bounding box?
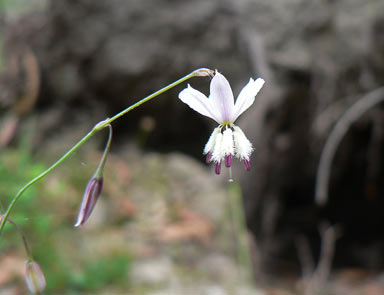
[179,84,221,123]
[233,125,253,160]
[231,78,265,122]
[203,126,220,155]
[210,72,235,123]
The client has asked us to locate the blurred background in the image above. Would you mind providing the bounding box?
[1,0,384,294]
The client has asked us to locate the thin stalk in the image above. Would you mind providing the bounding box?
[4,217,33,260]
[228,182,254,284]
[94,124,112,177]
[0,68,213,237]
[0,128,96,235]
[94,68,213,129]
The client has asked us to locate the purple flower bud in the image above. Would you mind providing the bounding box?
[25,261,46,294]
[75,177,103,227]
[243,159,251,171]
[225,155,232,168]
[215,161,221,175]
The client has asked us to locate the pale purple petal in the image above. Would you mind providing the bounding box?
[179,85,221,123]
[25,261,46,294]
[210,72,235,123]
[231,78,265,122]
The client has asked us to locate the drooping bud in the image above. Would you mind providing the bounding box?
[75,125,111,227]
[25,261,46,294]
[74,176,103,227]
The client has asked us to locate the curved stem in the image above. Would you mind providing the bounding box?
[95,124,112,177]
[94,68,213,129]
[0,128,97,235]
[0,68,213,237]
[5,217,33,260]
[315,87,384,206]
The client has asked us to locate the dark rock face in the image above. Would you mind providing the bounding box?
[2,0,384,280]
[23,0,253,156]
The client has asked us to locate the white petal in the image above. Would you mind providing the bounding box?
[231,78,265,122]
[221,128,234,155]
[204,127,220,155]
[233,125,253,160]
[211,132,224,163]
[179,85,221,123]
[210,72,235,123]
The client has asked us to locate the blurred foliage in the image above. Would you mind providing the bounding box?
[0,135,132,293]
[0,37,4,72]
[0,0,47,20]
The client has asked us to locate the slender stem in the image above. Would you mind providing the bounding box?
[5,217,33,260]
[0,68,213,237]
[95,124,112,177]
[0,128,97,235]
[228,182,254,284]
[94,68,212,129]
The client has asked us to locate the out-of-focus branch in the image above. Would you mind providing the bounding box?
[311,223,342,290]
[296,234,315,281]
[297,222,342,295]
[315,87,384,206]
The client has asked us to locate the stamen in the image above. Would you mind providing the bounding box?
[228,166,233,182]
[206,152,212,164]
[225,154,232,168]
[243,159,251,171]
[215,161,221,175]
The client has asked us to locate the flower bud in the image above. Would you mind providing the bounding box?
[25,261,46,294]
[194,68,214,77]
[75,176,103,227]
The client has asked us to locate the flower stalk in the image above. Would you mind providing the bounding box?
[74,124,112,227]
[94,124,112,178]
[0,216,46,294]
[0,68,214,237]
[228,182,254,284]
[1,216,33,259]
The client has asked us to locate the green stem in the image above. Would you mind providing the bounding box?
[228,182,254,284]
[0,128,96,235]
[94,124,112,178]
[6,217,33,260]
[0,68,212,237]
[93,68,212,129]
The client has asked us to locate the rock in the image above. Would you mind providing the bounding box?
[130,256,174,285]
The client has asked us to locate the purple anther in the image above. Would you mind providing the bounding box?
[225,154,232,168]
[243,159,251,171]
[215,161,221,175]
[205,152,212,164]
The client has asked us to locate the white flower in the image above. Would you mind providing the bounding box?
[179,71,265,174]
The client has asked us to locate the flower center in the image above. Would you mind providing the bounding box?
[220,123,234,134]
